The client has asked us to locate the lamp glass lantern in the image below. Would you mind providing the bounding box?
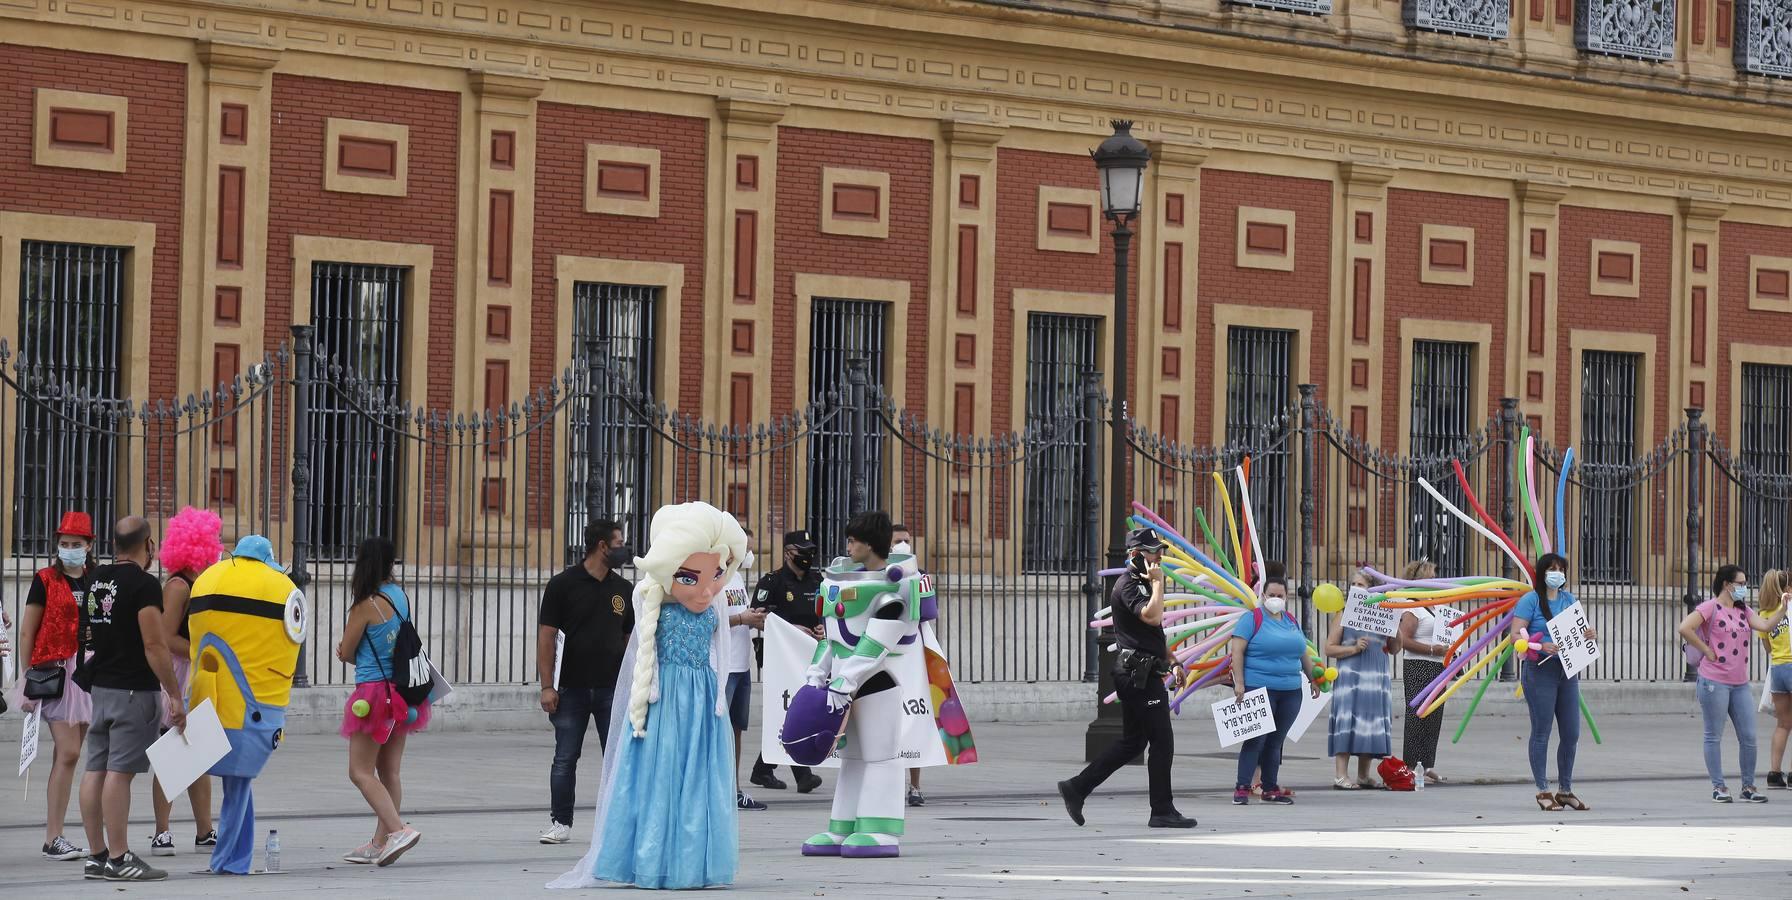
[1090,120,1150,221]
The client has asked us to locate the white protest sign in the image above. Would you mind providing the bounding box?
[19,708,40,777]
[551,632,564,691]
[1340,586,1402,638]
[146,699,230,797]
[1211,687,1275,748]
[1432,606,1462,648]
[759,613,945,768]
[1286,676,1331,744]
[1546,600,1600,678]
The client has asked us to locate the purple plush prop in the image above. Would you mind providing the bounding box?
[780,684,848,765]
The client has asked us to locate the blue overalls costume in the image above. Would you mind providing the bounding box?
[186,536,307,875]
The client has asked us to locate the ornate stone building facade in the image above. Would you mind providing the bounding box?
[3,0,1792,469]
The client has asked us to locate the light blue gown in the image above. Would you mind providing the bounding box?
[1327,625,1393,758]
[593,603,738,889]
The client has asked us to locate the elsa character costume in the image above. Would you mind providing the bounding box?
[549,501,745,890]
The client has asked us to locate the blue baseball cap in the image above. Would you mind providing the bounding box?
[231,535,287,572]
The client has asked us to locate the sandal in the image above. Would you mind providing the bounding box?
[1555,792,1589,811]
[1357,779,1377,790]
[1332,777,1361,790]
[1535,791,1563,811]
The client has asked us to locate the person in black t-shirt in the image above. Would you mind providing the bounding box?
[1057,527,1196,830]
[77,516,187,882]
[747,530,825,794]
[535,518,635,844]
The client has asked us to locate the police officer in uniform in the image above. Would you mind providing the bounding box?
[1057,527,1197,828]
[748,530,826,793]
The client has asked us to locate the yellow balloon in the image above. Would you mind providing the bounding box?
[1513,639,1529,653]
[1313,582,1346,614]
[930,685,946,710]
[1324,666,1339,683]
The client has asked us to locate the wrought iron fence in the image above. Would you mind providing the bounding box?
[2,330,1777,687]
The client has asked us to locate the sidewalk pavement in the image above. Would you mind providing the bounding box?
[2,709,1783,898]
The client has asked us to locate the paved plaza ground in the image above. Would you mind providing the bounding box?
[3,710,1783,898]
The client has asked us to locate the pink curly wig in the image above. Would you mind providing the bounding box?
[161,506,225,576]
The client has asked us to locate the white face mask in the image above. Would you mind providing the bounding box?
[57,547,87,568]
[1263,596,1287,616]
[891,541,913,558]
[741,550,756,571]
[1545,571,1567,590]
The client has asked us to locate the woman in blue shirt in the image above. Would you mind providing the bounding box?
[1228,578,1321,805]
[1507,553,1597,812]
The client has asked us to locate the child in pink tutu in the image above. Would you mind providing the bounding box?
[333,537,426,866]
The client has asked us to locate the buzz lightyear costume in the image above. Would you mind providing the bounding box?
[781,553,933,859]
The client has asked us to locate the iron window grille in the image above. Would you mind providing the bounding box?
[807,298,887,556]
[1225,326,1294,566]
[565,282,658,563]
[307,262,407,560]
[1579,351,1640,583]
[1408,340,1475,576]
[12,241,126,556]
[1738,363,1792,577]
[1022,312,1099,574]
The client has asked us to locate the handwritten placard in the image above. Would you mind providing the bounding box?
[19,708,40,777]
[1340,585,1402,637]
[1211,687,1275,748]
[1432,606,1462,648]
[1546,600,1600,678]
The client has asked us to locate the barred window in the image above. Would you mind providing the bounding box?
[807,298,887,556]
[1022,312,1098,574]
[1225,326,1294,566]
[12,241,126,556]
[1738,363,1792,576]
[565,283,657,562]
[307,262,406,560]
[1579,351,1639,583]
[1408,340,1475,576]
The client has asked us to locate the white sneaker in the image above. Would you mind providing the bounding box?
[376,827,420,867]
[538,820,572,844]
[342,842,380,864]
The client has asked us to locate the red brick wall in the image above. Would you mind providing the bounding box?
[1716,221,1792,442]
[772,127,933,416]
[531,103,708,413]
[0,44,186,399]
[993,148,1135,437]
[266,75,460,414]
[1557,207,1672,446]
[1197,170,1332,443]
[1382,189,1510,447]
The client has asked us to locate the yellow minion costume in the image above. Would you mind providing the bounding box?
[187,535,307,874]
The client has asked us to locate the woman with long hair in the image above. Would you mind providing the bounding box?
[1396,558,1452,784]
[1509,553,1596,811]
[335,537,427,866]
[1324,570,1394,789]
[1761,570,1792,789]
[14,511,97,861]
[1229,577,1322,806]
[149,507,221,856]
[1678,565,1789,803]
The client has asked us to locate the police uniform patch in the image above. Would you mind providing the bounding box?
[611,594,625,614]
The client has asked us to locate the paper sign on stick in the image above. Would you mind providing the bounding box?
[1432,606,1462,648]
[146,699,229,797]
[1211,687,1275,748]
[19,708,40,777]
[1286,677,1331,744]
[759,613,946,768]
[1545,601,1600,678]
[1340,586,1402,638]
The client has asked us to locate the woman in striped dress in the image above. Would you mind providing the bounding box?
[1325,571,1395,789]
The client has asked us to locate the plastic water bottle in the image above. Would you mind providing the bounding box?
[264,830,281,872]
[1414,764,1426,792]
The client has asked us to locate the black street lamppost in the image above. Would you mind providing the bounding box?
[1084,120,1150,760]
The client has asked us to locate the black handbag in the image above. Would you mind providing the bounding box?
[24,663,66,701]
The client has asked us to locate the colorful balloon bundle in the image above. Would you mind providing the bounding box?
[1359,429,1602,745]
[1088,462,1331,714]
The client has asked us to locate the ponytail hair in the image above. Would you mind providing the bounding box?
[625,501,748,737]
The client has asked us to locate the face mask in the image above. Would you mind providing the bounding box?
[1733,585,1749,601]
[741,550,756,570]
[605,545,634,569]
[892,541,913,557]
[1263,596,1287,616]
[1545,571,1566,590]
[58,547,86,568]
[790,549,816,569]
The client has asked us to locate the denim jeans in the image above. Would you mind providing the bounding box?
[1521,657,1580,792]
[549,685,613,826]
[1234,687,1303,791]
[1696,676,1758,789]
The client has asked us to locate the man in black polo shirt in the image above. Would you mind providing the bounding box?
[77,516,187,882]
[747,529,825,794]
[535,518,634,844]
[1057,527,1196,829]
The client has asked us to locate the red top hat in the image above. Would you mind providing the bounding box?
[55,511,95,540]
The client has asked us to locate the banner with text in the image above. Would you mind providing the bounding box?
[1546,601,1600,678]
[1212,687,1275,748]
[1340,586,1402,637]
[759,613,946,768]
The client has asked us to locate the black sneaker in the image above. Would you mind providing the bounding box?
[83,854,108,879]
[42,835,85,861]
[104,851,168,882]
[796,773,823,794]
[736,790,767,811]
[1057,780,1086,826]
[749,772,787,791]
[196,829,218,847]
[1767,771,1787,789]
[1739,787,1770,804]
[1148,812,1198,828]
[906,787,925,807]
[149,830,175,857]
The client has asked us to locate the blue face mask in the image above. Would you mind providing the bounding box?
[1733,585,1748,601]
[1544,571,1566,590]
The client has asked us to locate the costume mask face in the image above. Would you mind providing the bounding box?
[668,551,726,611]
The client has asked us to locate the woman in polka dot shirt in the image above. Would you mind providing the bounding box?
[1678,565,1791,804]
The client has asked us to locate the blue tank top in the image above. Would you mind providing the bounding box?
[354,584,409,684]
